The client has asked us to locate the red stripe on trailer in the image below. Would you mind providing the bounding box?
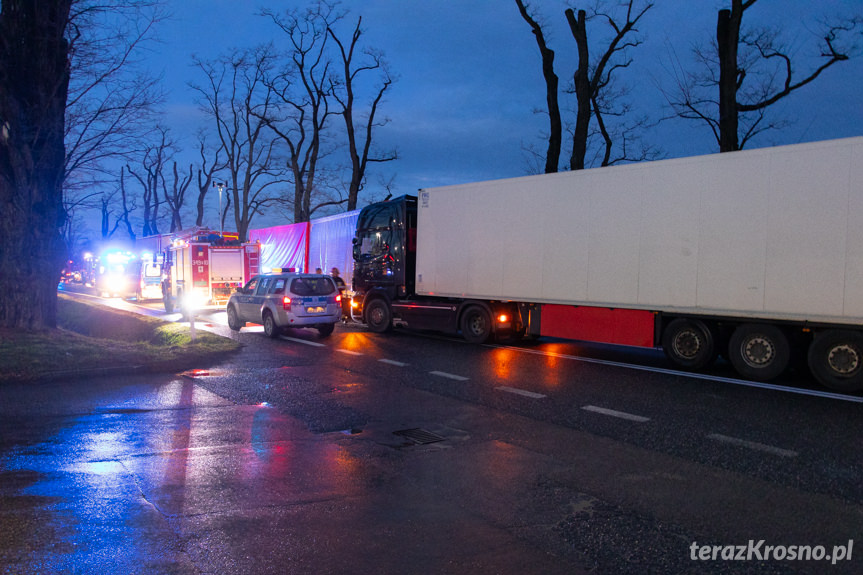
[540,304,656,347]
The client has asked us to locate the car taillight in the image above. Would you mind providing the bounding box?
[335,294,342,303]
[283,296,292,310]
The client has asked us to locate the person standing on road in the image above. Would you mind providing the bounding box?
[330,267,349,322]
[330,267,345,289]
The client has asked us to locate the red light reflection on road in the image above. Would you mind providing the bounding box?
[543,344,564,369]
[340,332,373,352]
[491,347,514,380]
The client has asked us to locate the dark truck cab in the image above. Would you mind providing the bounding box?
[350,195,520,342]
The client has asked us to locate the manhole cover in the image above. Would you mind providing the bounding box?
[392,428,445,445]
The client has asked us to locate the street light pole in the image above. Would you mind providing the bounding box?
[213,181,225,237]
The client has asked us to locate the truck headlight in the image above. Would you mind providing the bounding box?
[106,275,126,293]
[182,290,208,311]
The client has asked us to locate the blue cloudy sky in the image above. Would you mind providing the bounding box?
[144,0,862,225]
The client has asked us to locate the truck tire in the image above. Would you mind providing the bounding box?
[317,323,335,337]
[262,310,280,338]
[461,306,492,344]
[365,299,393,333]
[661,318,716,370]
[807,330,863,392]
[727,324,790,381]
[227,305,244,331]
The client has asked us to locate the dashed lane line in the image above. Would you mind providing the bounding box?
[707,433,798,458]
[379,359,409,367]
[582,404,651,423]
[430,371,469,381]
[496,386,546,399]
[282,336,326,347]
[337,349,363,356]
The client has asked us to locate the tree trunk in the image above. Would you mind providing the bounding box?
[0,1,72,329]
[567,9,591,171]
[717,3,741,152]
[515,0,561,174]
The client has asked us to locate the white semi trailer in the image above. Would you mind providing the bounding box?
[351,137,863,392]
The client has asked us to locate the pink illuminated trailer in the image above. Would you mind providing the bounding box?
[249,222,309,273]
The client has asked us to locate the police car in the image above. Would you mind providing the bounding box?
[226,272,341,337]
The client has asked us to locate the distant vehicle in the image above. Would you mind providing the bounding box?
[226,272,342,338]
[137,259,163,301]
[95,250,139,299]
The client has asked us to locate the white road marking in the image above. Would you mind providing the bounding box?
[282,336,326,347]
[492,344,863,403]
[496,386,546,399]
[582,405,650,422]
[707,433,798,458]
[430,371,469,381]
[337,349,363,356]
[379,359,408,367]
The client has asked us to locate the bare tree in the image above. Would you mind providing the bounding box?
[565,1,653,170]
[516,1,654,172]
[126,127,174,237]
[516,0,562,174]
[194,134,225,227]
[111,168,138,241]
[63,0,165,243]
[191,45,286,241]
[327,13,398,209]
[0,1,72,329]
[263,5,339,223]
[100,192,127,240]
[666,0,861,152]
[162,161,193,233]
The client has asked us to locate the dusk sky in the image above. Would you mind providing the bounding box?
[130,0,863,230]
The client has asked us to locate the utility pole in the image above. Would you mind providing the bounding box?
[213,181,226,237]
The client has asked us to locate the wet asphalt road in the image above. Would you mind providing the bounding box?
[1,293,861,574]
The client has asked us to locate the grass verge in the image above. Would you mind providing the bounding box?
[0,294,240,383]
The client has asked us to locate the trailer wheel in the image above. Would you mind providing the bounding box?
[807,330,863,392]
[227,305,244,331]
[727,324,790,381]
[461,306,492,344]
[262,311,280,338]
[365,299,393,333]
[661,318,716,370]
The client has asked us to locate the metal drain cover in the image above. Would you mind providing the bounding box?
[392,428,445,445]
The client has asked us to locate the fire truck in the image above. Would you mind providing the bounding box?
[160,229,261,315]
